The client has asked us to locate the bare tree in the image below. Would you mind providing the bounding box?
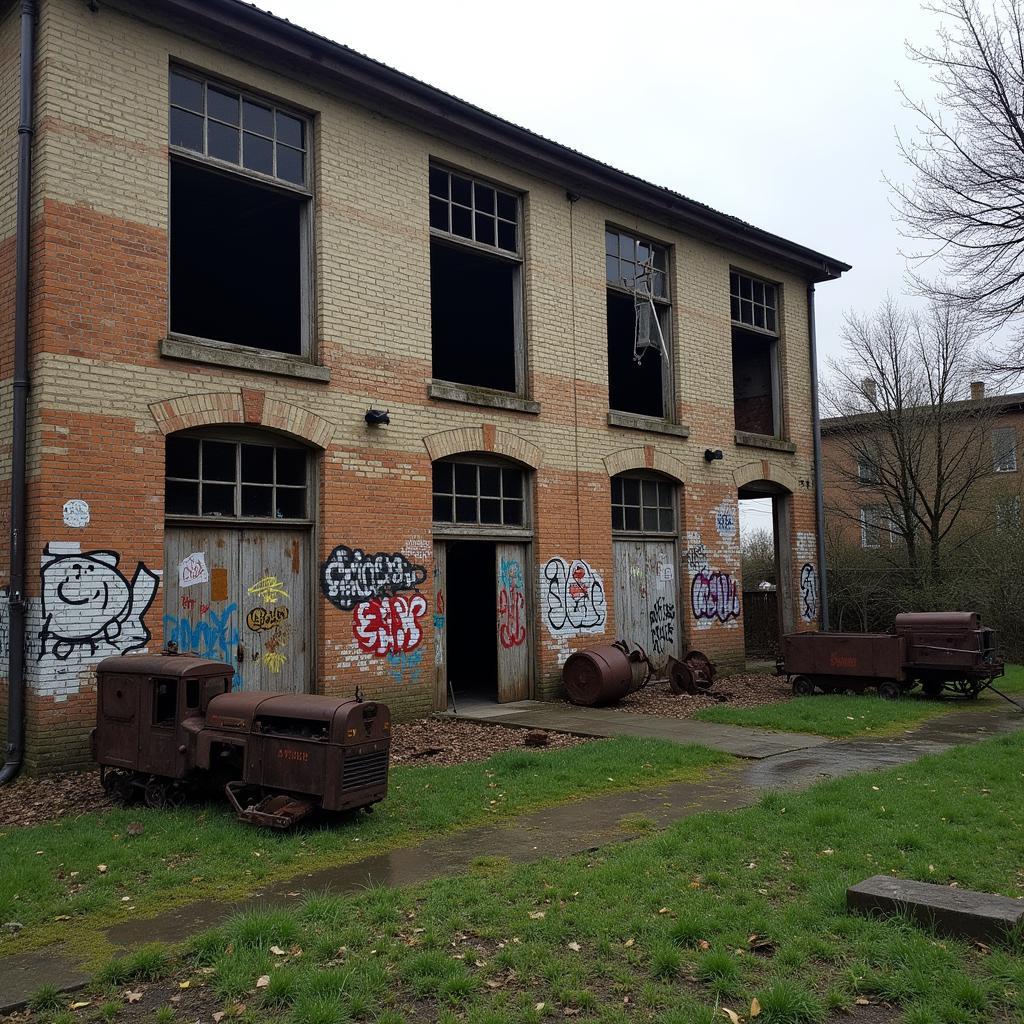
[822,298,999,577]
[892,0,1024,378]
[741,528,776,588]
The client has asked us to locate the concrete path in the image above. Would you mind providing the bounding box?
[1,705,1021,1012]
[448,699,832,758]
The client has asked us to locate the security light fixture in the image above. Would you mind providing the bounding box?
[364,408,390,426]
[704,448,724,463]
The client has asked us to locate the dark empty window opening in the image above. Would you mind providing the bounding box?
[730,271,780,437]
[606,228,671,419]
[430,240,517,391]
[429,164,523,394]
[170,160,303,354]
[154,678,178,726]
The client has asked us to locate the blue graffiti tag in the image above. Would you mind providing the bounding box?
[385,648,423,687]
[164,603,243,689]
[499,557,524,592]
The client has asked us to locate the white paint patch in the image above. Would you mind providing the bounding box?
[714,500,737,539]
[540,557,607,637]
[656,562,674,584]
[178,552,210,588]
[402,537,432,564]
[62,500,90,529]
[685,532,708,575]
[796,531,816,564]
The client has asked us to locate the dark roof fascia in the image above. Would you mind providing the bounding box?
[821,392,1024,433]
[130,0,850,284]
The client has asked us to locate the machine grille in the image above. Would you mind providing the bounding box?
[341,750,388,792]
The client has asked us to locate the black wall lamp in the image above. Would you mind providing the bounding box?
[704,448,724,463]
[364,408,390,426]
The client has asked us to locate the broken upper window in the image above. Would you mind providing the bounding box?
[857,455,881,484]
[992,426,1018,472]
[611,474,675,534]
[859,506,892,549]
[432,460,525,527]
[731,270,780,437]
[605,229,671,419]
[168,68,311,357]
[429,165,523,393]
[165,434,309,521]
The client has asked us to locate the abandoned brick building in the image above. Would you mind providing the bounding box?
[0,0,849,770]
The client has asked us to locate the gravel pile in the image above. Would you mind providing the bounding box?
[600,671,791,720]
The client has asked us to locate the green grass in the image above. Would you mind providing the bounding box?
[695,663,1024,737]
[103,728,1024,1023]
[0,737,728,957]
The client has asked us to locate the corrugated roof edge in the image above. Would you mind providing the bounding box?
[135,0,850,283]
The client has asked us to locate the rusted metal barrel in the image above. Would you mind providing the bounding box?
[562,642,650,707]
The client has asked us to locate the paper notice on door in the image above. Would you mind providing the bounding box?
[179,551,210,588]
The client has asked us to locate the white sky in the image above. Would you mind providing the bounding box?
[274,0,942,534]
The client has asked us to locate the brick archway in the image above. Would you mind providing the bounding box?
[150,388,335,450]
[423,425,543,468]
[603,445,688,484]
[732,459,798,494]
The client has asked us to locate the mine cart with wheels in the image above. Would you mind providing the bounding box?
[776,611,1006,702]
[92,648,391,827]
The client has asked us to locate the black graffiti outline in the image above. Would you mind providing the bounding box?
[800,562,818,622]
[648,595,676,654]
[38,548,159,661]
[542,557,607,634]
[690,569,740,624]
[320,545,427,612]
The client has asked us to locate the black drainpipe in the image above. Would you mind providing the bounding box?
[1,0,36,786]
[807,282,829,631]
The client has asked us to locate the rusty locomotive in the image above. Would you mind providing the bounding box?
[778,612,1005,700]
[91,650,391,828]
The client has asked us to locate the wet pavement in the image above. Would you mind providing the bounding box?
[2,705,1021,1012]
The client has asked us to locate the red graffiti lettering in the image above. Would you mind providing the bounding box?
[353,594,427,656]
[436,590,445,615]
[498,586,526,648]
[180,595,196,611]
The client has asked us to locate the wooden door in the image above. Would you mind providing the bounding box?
[495,542,530,702]
[433,542,447,711]
[613,539,679,672]
[239,529,309,693]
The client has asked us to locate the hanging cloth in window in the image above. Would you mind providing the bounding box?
[632,256,669,365]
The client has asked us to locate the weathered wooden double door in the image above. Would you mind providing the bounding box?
[612,538,680,672]
[164,526,311,692]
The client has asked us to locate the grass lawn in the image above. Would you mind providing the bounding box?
[0,737,728,960]
[70,728,1024,1024]
[694,663,1024,738]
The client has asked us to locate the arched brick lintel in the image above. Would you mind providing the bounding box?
[603,446,689,485]
[149,390,335,450]
[732,459,798,494]
[423,426,543,469]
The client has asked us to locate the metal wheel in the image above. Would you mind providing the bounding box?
[921,679,944,699]
[668,659,697,695]
[165,785,186,809]
[878,680,901,701]
[792,675,815,696]
[682,650,716,691]
[144,779,170,809]
[103,769,137,806]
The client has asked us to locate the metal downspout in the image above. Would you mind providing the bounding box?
[807,282,829,631]
[1,0,36,785]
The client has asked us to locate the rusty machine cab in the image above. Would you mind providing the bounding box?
[93,651,233,779]
[894,611,1001,677]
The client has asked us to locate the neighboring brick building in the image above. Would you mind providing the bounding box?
[821,384,1024,550]
[0,0,848,770]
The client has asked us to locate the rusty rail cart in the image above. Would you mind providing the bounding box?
[92,648,391,828]
[777,611,1020,709]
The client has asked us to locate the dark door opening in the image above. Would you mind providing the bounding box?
[446,540,498,699]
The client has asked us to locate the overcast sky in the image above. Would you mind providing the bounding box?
[277,0,941,534]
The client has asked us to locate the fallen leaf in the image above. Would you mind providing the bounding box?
[69,1001,91,1010]
[698,939,711,951]
[750,997,761,1017]
[54,915,70,921]
[721,1009,742,1024]
[658,907,670,914]
[485,979,502,989]
[255,975,270,989]
[178,980,190,989]
[536,1002,546,1011]
[213,1014,226,1023]
[567,941,581,952]
[270,945,286,956]
[623,938,635,948]
[124,991,142,1004]
[529,911,546,919]
[97,865,107,874]
[855,997,870,1005]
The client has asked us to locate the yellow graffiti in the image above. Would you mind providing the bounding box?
[248,575,289,604]
[264,650,287,673]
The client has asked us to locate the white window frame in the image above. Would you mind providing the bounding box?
[859,506,885,549]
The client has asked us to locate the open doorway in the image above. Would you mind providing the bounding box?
[739,494,780,663]
[445,540,498,700]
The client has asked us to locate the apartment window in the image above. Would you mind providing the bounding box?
[996,495,1022,531]
[611,474,675,535]
[429,165,523,393]
[606,229,672,418]
[432,459,525,527]
[992,426,1018,472]
[859,506,889,549]
[165,435,309,521]
[857,455,880,484]
[731,270,780,437]
[168,68,311,357]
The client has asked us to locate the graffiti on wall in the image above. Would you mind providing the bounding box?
[163,602,240,680]
[0,587,9,676]
[498,557,527,649]
[691,570,740,624]
[714,502,737,539]
[321,546,427,612]
[649,595,676,654]
[386,648,423,687]
[433,589,445,666]
[686,536,709,576]
[542,557,606,636]
[800,563,818,623]
[353,594,427,657]
[38,545,159,661]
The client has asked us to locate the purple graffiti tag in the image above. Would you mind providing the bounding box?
[690,570,740,624]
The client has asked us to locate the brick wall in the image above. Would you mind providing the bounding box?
[6,0,829,770]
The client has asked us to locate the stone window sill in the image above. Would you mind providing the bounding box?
[607,410,691,438]
[160,336,331,382]
[734,430,796,453]
[428,379,540,414]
